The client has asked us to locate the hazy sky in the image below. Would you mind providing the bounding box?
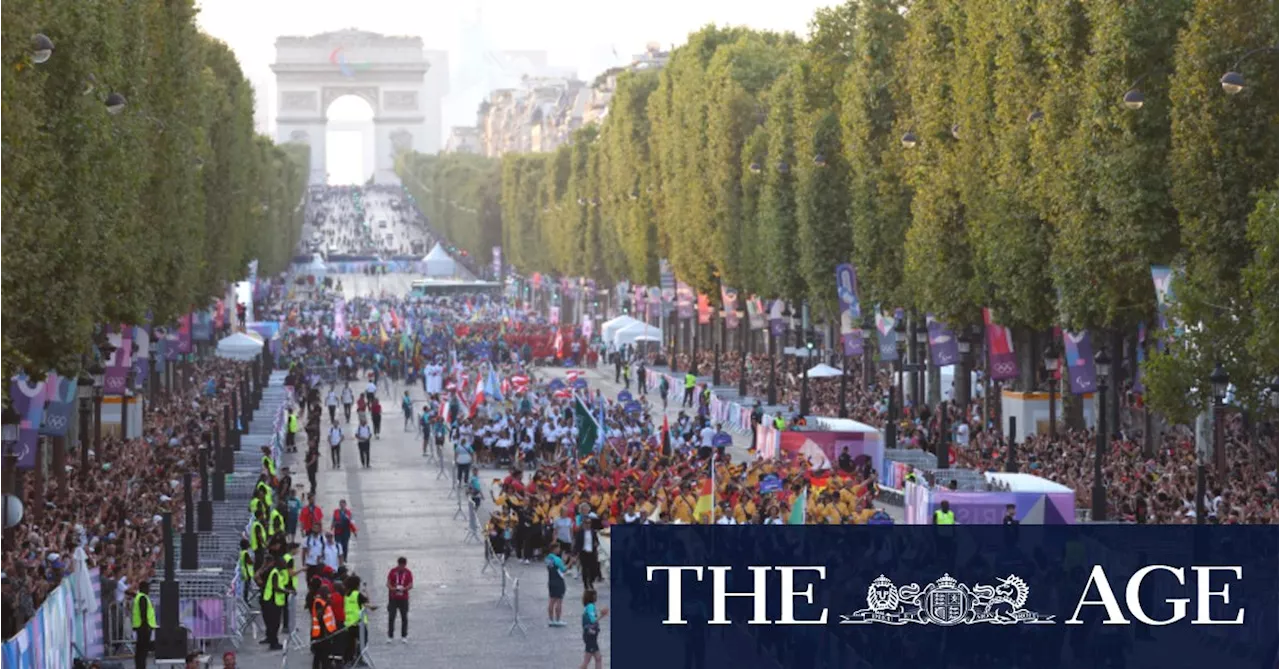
[196,0,837,181]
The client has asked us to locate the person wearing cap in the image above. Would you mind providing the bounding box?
[131,580,157,669]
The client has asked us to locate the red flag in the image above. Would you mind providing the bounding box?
[469,374,484,417]
[554,331,565,359]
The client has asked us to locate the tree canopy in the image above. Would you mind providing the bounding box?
[394,1,1276,420]
[2,0,308,377]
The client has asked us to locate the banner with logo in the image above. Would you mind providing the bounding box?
[676,282,693,319]
[104,325,133,395]
[925,314,960,367]
[874,309,898,362]
[191,310,214,341]
[697,294,712,325]
[214,300,226,330]
[1063,330,1098,395]
[769,300,786,337]
[840,313,863,357]
[659,259,676,309]
[8,375,46,469]
[38,374,77,438]
[610,525,1278,669]
[492,246,502,279]
[835,263,861,321]
[982,307,1019,381]
[131,327,151,385]
[746,296,766,330]
[177,313,193,355]
[720,286,740,329]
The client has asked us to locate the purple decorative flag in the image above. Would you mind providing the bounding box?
[982,308,1020,381]
[39,374,77,437]
[177,313,193,354]
[875,308,899,362]
[925,314,960,367]
[676,282,694,319]
[841,330,864,357]
[163,325,181,361]
[8,376,47,469]
[721,286,740,329]
[131,327,151,385]
[769,300,786,337]
[104,325,133,395]
[1062,330,1098,395]
[835,264,862,321]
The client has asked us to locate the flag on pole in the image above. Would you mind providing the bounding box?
[484,364,504,402]
[788,488,808,525]
[693,474,714,523]
[574,393,600,458]
[469,374,484,417]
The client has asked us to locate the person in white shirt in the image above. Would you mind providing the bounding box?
[699,423,715,449]
[328,423,344,468]
[326,389,339,422]
[954,421,970,448]
[303,531,325,571]
[365,379,378,402]
[355,418,374,468]
[341,384,355,422]
[454,437,474,486]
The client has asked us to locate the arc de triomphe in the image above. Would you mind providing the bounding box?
[272,29,448,185]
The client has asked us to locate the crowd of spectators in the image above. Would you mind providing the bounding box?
[1,357,251,640]
[662,346,1277,524]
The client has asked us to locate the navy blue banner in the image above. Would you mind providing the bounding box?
[609,526,1277,669]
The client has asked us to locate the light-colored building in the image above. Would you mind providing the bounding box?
[462,43,669,158]
[445,126,483,154]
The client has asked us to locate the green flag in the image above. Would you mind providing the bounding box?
[574,396,599,458]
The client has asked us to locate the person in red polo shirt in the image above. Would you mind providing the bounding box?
[385,557,414,643]
[299,493,324,536]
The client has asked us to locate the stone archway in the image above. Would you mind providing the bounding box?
[272,29,450,185]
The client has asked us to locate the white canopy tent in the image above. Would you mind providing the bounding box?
[613,322,662,348]
[422,243,457,277]
[216,332,264,361]
[805,363,843,379]
[601,315,643,344]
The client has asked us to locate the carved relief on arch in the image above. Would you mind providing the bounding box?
[289,130,310,144]
[281,91,318,111]
[390,129,413,153]
[322,87,379,114]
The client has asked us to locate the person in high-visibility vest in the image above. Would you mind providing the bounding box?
[286,410,300,453]
[342,575,377,665]
[269,504,287,538]
[259,556,292,650]
[682,373,696,408]
[238,538,254,603]
[249,516,268,569]
[261,446,277,479]
[773,415,785,430]
[255,479,274,508]
[309,579,339,668]
[280,551,301,634]
[131,581,157,669]
[933,500,956,525]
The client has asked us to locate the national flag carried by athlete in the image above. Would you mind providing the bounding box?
[469,373,485,417]
[573,392,601,458]
[693,474,714,523]
[788,488,808,525]
[554,330,565,359]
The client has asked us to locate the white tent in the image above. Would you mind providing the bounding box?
[304,254,327,279]
[216,332,264,361]
[614,322,662,348]
[805,363,843,379]
[601,315,643,344]
[422,243,457,277]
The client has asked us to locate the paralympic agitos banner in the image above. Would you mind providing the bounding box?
[610,526,1278,669]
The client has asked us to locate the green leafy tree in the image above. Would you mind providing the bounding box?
[757,70,803,300]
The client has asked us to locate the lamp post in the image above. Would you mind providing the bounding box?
[1203,363,1230,526]
[957,338,972,407]
[800,338,815,416]
[1043,343,1061,438]
[92,365,105,460]
[713,309,722,387]
[894,319,907,418]
[77,372,95,480]
[1092,346,1111,522]
[838,341,849,419]
[2,404,21,538]
[1220,46,1279,95]
[911,318,927,408]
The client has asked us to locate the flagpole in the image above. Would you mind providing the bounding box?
[710,453,717,525]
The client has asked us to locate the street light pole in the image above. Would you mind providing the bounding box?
[1043,343,1060,438]
[1092,347,1111,522]
[800,338,815,416]
[1204,363,1230,526]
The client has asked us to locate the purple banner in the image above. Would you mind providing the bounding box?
[492,246,502,279]
[676,282,694,319]
[162,325,181,362]
[925,314,960,367]
[1062,330,1098,395]
[39,374,77,437]
[769,300,786,337]
[177,314,193,354]
[841,331,864,357]
[334,299,347,339]
[982,308,1019,381]
[835,264,861,321]
[104,325,133,395]
[131,327,151,384]
[191,311,214,341]
[8,376,47,469]
[721,286,740,329]
[874,310,898,362]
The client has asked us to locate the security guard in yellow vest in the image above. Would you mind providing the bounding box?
[131,581,157,669]
[238,538,255,603]
[259,556,291,650]
[269,505,287,537]
[683,372,696,407]
[256,479,274,508]
[341,575,377,664]
[249,516,268,568]
[280,551,301,633]
[934,501,956,526]
[286,410,300,453]
[904,466,919,485]
[261,446,277,478]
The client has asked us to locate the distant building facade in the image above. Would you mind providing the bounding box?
[447,43,669,157]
